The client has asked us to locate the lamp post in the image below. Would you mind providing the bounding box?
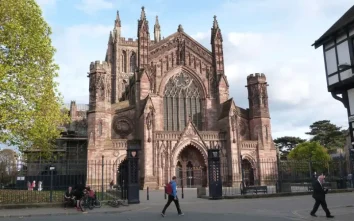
[312,5,354,185]
[49,166,55,202]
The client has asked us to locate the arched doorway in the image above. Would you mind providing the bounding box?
[242,159,255,186]
[176,145,207,187]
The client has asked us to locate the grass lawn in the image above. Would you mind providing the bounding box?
[0,190,65,204]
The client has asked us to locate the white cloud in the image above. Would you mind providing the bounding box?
[76,0,113,14]
[208,0,353,139]
[191,32,209,41]
[53,24,112,104]
[51,0,353,140]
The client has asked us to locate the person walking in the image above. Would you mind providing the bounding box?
[310,174,334,218]
[161,176,183,217]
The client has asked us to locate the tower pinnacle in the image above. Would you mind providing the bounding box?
[154,15,161,42]
[213,15,219,29]
[115,11,121,27]
[140,6,146,20]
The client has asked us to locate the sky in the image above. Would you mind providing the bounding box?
[35,0,354,140]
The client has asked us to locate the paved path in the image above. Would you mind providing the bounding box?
[0,190,354,220]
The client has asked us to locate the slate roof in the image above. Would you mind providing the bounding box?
[218,98,250,120]
[218,98,233,120]
[313,5,354,48]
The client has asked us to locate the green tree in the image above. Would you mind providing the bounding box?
[0,0,69,153]
[288,141,331,173]
[274,136,306,159]
[306,120,347,151]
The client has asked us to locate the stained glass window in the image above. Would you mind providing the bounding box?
[163,72,202,131]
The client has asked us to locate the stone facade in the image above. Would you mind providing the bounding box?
[85,7,277,189]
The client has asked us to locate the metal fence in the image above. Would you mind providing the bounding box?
[216,158,352,196]
[0,158,352,203]
[0,159,126,204]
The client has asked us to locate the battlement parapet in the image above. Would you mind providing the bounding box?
[247,73,267,84]
[89,60,109,73]
[119,37,138,46]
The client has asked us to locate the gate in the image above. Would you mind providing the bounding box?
[117,159,128,199]
[176,167,207,188]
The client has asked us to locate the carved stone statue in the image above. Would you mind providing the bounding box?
[146,111,152,130]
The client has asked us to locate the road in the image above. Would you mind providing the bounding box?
[1,190,354,220]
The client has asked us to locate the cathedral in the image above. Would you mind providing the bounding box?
[86,7,277,189]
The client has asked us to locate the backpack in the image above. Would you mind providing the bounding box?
[165,182,172,195]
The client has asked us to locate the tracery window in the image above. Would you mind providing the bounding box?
[121,51,127,73]
[130,52,136,73]
[163,72,202,131]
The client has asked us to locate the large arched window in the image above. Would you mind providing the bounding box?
[130,52,136,73]
[163,72,202,131]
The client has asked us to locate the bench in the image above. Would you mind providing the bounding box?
[242,186,268,194]
[308,182,331,191]
[288,183,312,192]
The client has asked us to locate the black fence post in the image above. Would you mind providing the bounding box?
[181,183,184,199]
[208,148,222,199]
[147,186,149,200]
[276,149,282,193]
[122,180,125,199]
[126,139,141,204]
[309,153,313,179]
[49,166,54,203]
[240,155,245,195]
[101,155,104,201]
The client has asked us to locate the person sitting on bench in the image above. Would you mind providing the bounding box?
[64,186,74,209]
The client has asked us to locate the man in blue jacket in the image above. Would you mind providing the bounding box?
[161,176,183,217]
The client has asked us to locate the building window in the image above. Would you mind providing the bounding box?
[130,52,137,73]
[98,121,103,136]
[121,51,127,73]
[163,72,202,131]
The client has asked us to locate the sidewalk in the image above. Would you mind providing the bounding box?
[0,205,141,218]
[292,204,354,220]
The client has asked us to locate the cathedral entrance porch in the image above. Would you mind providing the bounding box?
[242,159,255,186]
[175,145,207,188]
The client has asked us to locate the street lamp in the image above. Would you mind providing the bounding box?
[312,5,354,184]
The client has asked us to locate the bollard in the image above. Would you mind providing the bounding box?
[181,184,184,199]
[147,186,149,200]
[164,185,166,199]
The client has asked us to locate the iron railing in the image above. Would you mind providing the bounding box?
[0,158,351,203]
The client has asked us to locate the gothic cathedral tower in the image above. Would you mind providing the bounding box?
[87,61,112,185]
[246,73,274,156]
